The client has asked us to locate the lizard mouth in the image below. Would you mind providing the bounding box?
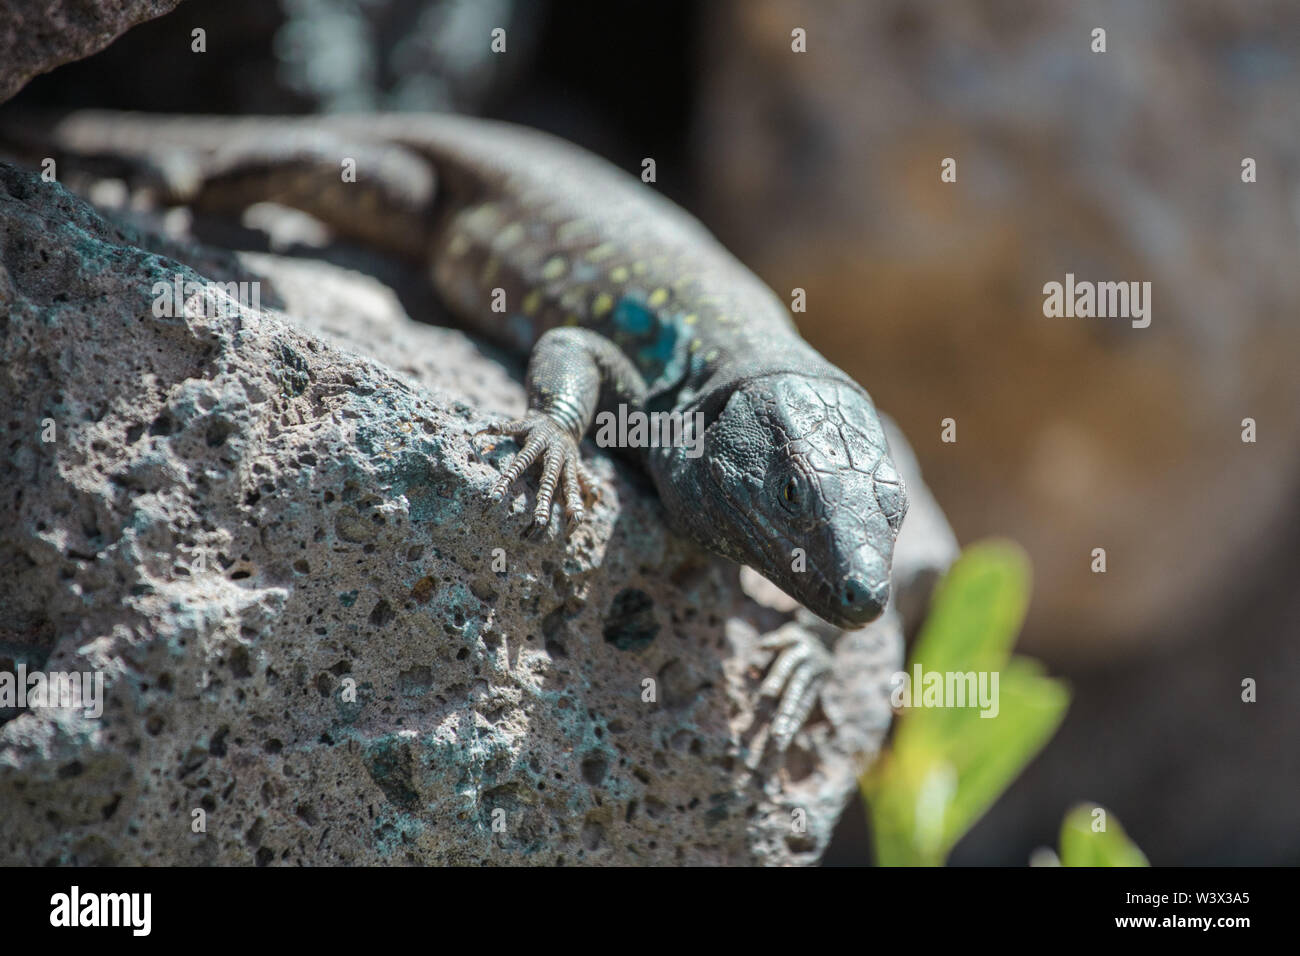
[792,570,890,630]
[806,597,886,630]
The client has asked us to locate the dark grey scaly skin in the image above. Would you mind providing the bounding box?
[5,111,909,752]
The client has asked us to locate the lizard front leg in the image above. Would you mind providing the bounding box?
[478,327,647,531]
[753,616,836,757]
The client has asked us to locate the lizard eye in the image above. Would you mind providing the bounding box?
[779,474,803,513]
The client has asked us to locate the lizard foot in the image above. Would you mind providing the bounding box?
[473,413,595,532]
[754,622,834,756]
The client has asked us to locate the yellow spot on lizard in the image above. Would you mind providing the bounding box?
[540,256,568,280]
[556,220,593,244]
[561,286,588,311]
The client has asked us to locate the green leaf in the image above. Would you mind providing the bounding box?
[864,661,1068,865]
[860,540,1070,865]
[910,539,1031,676]
[933,659,1069,849]
[1059,804,1149,867]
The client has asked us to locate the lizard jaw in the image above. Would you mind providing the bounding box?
[787,570,890,630]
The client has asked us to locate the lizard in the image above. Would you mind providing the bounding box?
[0,110,909,752]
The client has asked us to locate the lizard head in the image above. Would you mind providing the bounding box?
[655,373,907,629]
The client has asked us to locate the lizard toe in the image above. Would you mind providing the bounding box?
[756,623,833,753]
[562,450,585,525]
[477,412,590,533]
[472,417,531,439]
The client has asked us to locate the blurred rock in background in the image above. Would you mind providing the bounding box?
[692,0,1300,866]
[694,0,1300,661]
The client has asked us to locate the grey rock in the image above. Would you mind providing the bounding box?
[0,163,951,865]
[0,0,184,104]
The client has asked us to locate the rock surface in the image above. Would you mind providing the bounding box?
[3,0,526,116]
[0,0,184,104]
[0,163,951,865]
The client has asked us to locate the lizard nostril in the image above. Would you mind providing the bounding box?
[840,577,888,624]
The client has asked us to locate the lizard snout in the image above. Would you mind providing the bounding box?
[825,542,891,628]
[834,574,889,628]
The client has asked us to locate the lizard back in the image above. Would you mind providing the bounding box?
[321,114,810,400]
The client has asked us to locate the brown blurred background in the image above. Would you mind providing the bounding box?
[9,0,1297,864]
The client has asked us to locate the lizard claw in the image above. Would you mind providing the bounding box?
[753,623,833,755]
[472,412,592,530]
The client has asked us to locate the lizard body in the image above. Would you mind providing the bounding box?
[5,111,909,747]
[323,113,908,628]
